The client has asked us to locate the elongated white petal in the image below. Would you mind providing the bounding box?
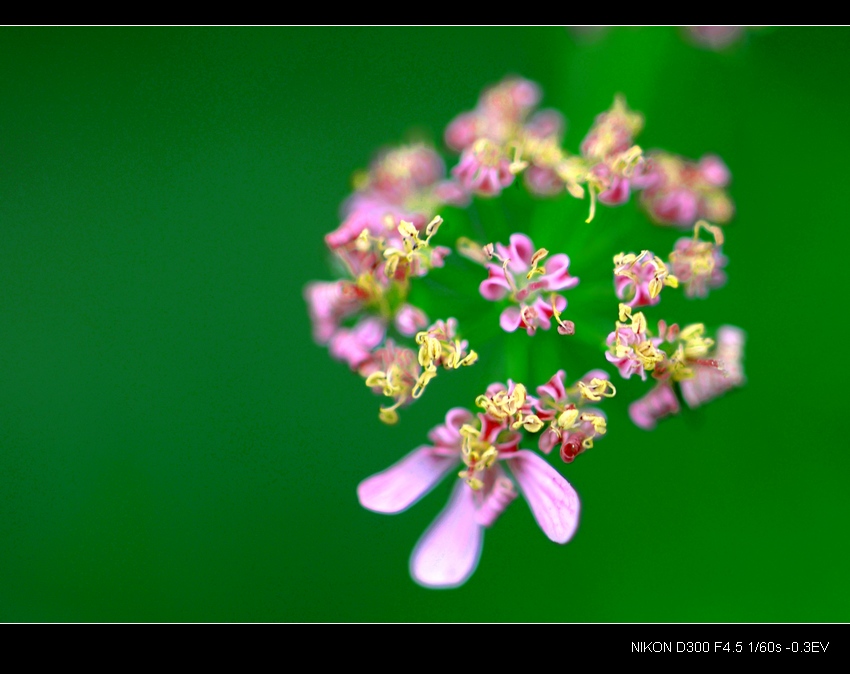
[410,481,483,589]
[508,450,580,544]
[357,446,458,514]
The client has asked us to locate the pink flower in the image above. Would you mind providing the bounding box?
[629,382,681,430]
[614,250,679,308]
[534,369,612,461]
[452,139,515,197]
[357,405,581,588]
[479,233,578,336]
[605,324,660,380]
[304,280,361,344]
[328,317,386,371]
[683,26,745,51]
[639,151,734,228]
[680,325,746,408]
[669,233,728,299]
[444,76,543,152]
[393,303,429,337]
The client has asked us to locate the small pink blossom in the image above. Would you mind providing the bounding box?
[614,250,678,308]
[452,140,515,197]
[534,369,612,461]
[328,316,386,371]
[669,234,728,298]
[445,76,543,152]
[629,382,681,430]
[605,324,659,380]
[639,151,734,228]
[479,233,578,336]
[683,26,745,51]
[680,325,746,408]
[393,303,429,337]
[304,280,361,344]
[698,154,731,187]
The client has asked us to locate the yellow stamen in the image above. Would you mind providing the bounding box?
[578,378,617,402]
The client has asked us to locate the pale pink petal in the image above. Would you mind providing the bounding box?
[475,473,517,527]
[479,264,511,301]
[394,304,429,337]
[357,446,459,514]
[409,481,483,589]
[629,382,680,430]
[537,369,567,403]
[507,233,535,272]
[507,450,580,544]
[428,407,475,448]
[526,108,565,139]
[699,154,731,187]
[598,175,631,205]
[538,428,559,455]
[499,306,522,332]
[538,254,579,291]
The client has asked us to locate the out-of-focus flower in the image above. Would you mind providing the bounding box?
[668,220,728,298]
[639,152,734,228]
[682,26,745,50]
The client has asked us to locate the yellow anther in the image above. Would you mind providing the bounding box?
[476,382,529,426]
[618,303,633,323]
[398,220,418,240]
[613,251,639,269]
[521,414,544,433]
[356,228,372,251]
[479,446,498,469]
[382,217,445,279]
[578,378,617,402]
[416,335,441,369]
[612,144,644,176]
[379,407,399,425]
[526,248,549,279]
[383,254,400,277]
[557,408,580,429]
[585,183,598,223]
[471,138,505,167]
[695,219,724,246]
[364,371,384,387]
[411,365,437,399]
[424,216,442,240]
[679,323,705,341]
[550,295,575,335]
[581,413,608,436]
[635,340,665,371]
[461,474,484,491]
[679,323,714,360]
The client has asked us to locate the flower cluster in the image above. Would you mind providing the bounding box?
[306,76,746,588]
[358,370,612,588]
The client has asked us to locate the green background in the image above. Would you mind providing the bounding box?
[1,26,847,622]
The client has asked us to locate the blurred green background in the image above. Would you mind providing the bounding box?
[1,26,847,622]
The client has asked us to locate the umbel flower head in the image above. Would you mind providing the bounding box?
[305,76,746,589]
